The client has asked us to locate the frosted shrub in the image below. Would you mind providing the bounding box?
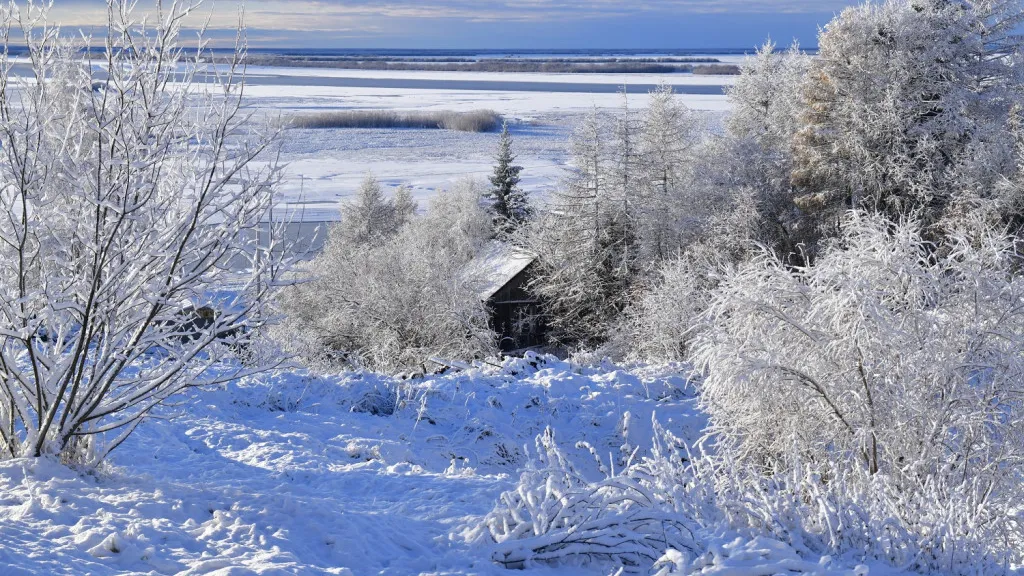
[467,424,713,572]
[691,211,1024,572]
[276,180,496,372]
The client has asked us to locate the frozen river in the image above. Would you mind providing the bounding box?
[241,71,729,95]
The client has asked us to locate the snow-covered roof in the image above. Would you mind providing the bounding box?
[465,240,537,301]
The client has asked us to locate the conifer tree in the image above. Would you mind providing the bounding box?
[488,121,530,236]
[393,184,418,228]
[338,174,397,247]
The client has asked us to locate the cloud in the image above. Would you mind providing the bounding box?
[44,0,857,30]
[37,0,858,47]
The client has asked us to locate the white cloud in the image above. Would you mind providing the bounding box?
[43,0,858,32]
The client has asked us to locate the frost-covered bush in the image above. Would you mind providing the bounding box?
[610,190,763,362]
[276,179,497,372]
[467,425,710,572]
[691,211,1024,572]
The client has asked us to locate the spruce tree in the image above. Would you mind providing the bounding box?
[488,121,530,236]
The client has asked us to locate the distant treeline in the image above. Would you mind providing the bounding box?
[227,55,740,75]
[263,56,723,64]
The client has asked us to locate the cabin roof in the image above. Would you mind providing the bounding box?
[465,240,537,301]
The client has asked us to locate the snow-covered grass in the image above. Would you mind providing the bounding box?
[0,356,689,574]
[0,354,916,574]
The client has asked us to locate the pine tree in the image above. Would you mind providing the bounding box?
[488,121,530,236]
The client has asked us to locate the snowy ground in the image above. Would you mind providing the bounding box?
[0,357,697,574]
[272,120,573,221]
[0,356,891,575]
[244,66,731,220]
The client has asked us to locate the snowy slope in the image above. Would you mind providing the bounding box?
[0,356,691,574]
[0,356,899,575]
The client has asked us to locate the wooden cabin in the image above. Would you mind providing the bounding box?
[466,241,546,353]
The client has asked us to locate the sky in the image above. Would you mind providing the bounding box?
[43,1,863,50]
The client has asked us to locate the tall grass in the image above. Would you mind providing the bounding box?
[289,109,504,132]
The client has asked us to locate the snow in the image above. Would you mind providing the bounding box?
[238,65,730,223]
[0,356,902,575]
[246,85,733,115]
[464,240,537,301]
[267,121,572,221]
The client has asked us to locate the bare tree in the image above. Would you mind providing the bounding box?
[0,1,289,465]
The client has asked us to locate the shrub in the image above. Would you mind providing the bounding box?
[690,211,1024,572]
[465,425,707,571]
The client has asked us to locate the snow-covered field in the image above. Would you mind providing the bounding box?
[248,66,731,220]
[0,356,888,575]
[0,356,689,574]
[272,121,573,221]
[243,66,740,85]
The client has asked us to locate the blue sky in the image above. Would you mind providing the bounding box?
[46,1,862,49]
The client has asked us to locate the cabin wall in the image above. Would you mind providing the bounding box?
[488,264,546,352]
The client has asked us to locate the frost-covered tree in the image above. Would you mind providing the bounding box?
[615,189,762,361]
[334,175,418,250]
[529,108,634,346]
[719,41,812,261]
[608,91,642,225]
[727,41,809,154]
[637,84,697,261]
[337,174,395,247]
[276,180,495,372]
[792,0,1024,229]
[691,211,1024,569]
[532,91,715,347]
[487,122,530,237]
[392,184,418,226]
[0,2,289,464]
